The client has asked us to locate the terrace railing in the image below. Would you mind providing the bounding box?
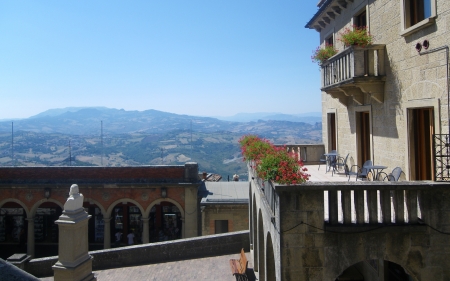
[275,144,325,164]
[434,134,450,181]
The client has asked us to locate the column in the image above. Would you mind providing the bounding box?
[141,217,149,244]
[103,217,111,249]
[26,217,35,258]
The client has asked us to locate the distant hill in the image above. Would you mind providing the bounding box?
[214,112,322,123]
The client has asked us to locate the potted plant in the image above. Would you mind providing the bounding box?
[311,44,338,65]
[339,25,373,47]
[239,135,309,184]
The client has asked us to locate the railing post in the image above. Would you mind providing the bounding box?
[394,190,405,224]
[380,190,391,224]
[367,189,378,224]
[329,190,339,225]
[354,189,365,224]
[342,190,352,224]
[407,190,418,224]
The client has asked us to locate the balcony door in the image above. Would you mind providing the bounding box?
[409,108,434,180]
[328,113,337,151]
[356,111,371,167]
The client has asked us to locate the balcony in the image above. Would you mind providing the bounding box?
[321,44,386,105]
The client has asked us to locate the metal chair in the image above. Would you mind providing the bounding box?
[347,160,373,181]
[378,167,403,181]
[335,153,349,174]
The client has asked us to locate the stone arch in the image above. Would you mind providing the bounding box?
[252,193,258,272]
[0,198,30,218]
[143,198,185,219]
[30,199,64,218]
[258,209,265,281]
[333,259,417,281]
[249,183,252,245]
[106,198,145,219]
[404,81,445,101]
[84,198,107,216]
[266,232,276,281]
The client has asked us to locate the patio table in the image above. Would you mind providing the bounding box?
[364,165,387,181]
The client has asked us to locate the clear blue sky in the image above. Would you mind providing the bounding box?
[0,1,321,119]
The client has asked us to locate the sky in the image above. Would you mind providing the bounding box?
[0,1,321,120]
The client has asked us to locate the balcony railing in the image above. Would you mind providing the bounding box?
[321,44,386,89]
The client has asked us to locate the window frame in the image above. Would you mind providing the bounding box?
[400,0,436,37]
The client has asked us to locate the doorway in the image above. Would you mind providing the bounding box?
[328,113,337,151]
[409,107,434,180]
[356,111,371,166]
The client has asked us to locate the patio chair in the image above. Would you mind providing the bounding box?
[335,153,349,174]
[378,167,403,181]
[346,160,373,181]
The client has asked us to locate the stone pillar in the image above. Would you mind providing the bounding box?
[26,217,35,258]
[103,217,111,249]
[52,184,96,281]
[141,218,149,244]
[52,208,96,281]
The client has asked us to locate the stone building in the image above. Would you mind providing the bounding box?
[199,181,249,235]
[0,163,200,259]
[306,0,450,180]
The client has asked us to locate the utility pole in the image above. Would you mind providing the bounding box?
[11,122,14,167]
[69,140,72,166]
[101,120,103,166]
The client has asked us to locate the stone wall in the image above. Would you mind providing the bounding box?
[201,204,249,235]
[25,231,250,278]
[267,181,450,280]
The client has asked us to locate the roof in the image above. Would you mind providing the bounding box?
[200,181,248,205]
[305,0,333,29]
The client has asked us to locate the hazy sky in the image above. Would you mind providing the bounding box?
[0,1,321,119]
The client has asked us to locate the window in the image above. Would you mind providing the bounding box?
[401,0,435,36]
[354,10,367,27]
[326,36,333,46]
[214,220,228,234]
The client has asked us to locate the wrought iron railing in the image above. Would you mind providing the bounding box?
[433,134,450,181]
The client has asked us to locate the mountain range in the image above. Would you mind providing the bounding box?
[0,107,322,179]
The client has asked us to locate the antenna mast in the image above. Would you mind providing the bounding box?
[69,140,72,166]
[11,122,14,167]
[190,120,192,160]
[101,120,103,166]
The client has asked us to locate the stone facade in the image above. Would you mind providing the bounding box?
[307,0,450,180]
[0,163,200,259]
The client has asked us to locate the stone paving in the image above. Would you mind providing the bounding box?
[40,252,256,281]
[305,164,350,182]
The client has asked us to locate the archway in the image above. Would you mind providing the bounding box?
[335,260,415,281]
[258,209,265,281]
[83,200,106,251]
[32,201,63,258]
[108,201,144,247]
[0,201,28,259]
[266,233,276,281]
[145,199,184,242]
[252,193,258,272]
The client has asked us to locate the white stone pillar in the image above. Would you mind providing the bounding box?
[141,218,149,244]
[103,217,111,249]
[26,217,35,258]
[52,208,96,281]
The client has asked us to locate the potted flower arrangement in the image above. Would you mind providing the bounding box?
[311,43,338,65]
[239,135,309,184]
[339,25,373,47]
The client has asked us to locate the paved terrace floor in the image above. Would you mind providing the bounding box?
[40,252,257,281]
[305,164,350,182]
